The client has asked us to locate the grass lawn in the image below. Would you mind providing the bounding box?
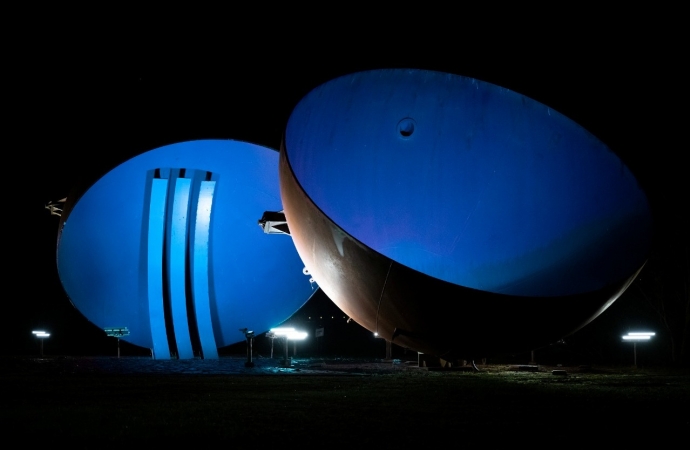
[2,356,688,444]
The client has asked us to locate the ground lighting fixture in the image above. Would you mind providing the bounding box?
[32,330,50,357]
[622,331,655,367]
[269,327,307,366]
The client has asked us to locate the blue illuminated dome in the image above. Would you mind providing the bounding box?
[57,140,315,359]
[280,69,652,359]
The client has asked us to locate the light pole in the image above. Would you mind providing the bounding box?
[374,332,392,360]
[622,331,655,367]
[270,327,307,366]
[266,331,277,358]
[239,328,255,368]
[104,327,130,358]
[32,331,50,357]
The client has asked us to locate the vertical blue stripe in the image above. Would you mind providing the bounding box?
[147,178,170,359]
[192,181,218,359]
[169,177,194,359]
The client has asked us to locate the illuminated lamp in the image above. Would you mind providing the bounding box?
[622,332,655,340]
[269,327,308,340]
[279,69,652,361]
[622,331,655,367]
[269,327,307,366]
[32,331,50,357]
[56,140,316,359]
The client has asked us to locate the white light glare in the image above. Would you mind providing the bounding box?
[270,328,308,340]
[270,327,294,335]
[32,331,50,338]
[622,331,655,341]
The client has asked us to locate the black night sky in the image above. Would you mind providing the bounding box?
[9,15,687,365]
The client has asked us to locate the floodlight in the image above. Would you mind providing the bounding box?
[622,331,655,367]
[239,328,256,368]
[270,327,308,367]
[286,331,307,340]
[270,327,295,335]
[104,327,129,358]
[32,330,50,357]
[622,331,655,341]
[269,327,307,340]
[623,335,651,341]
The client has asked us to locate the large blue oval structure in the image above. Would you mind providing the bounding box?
[57,140,315,359]
[280,69,652,360]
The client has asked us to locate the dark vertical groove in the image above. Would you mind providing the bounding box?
[185,174,202,357]
[161,221,177,358]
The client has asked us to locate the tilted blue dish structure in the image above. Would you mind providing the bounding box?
[57,140,315,359]
[280,68,653,360]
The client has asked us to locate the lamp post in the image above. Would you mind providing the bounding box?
[32,331,50,357]
[269,327,307,366]
[239,328,255,368]
[374,332,393,361]
[104,327,130,358]
[266,331,277,358]
[622,331,655,367]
